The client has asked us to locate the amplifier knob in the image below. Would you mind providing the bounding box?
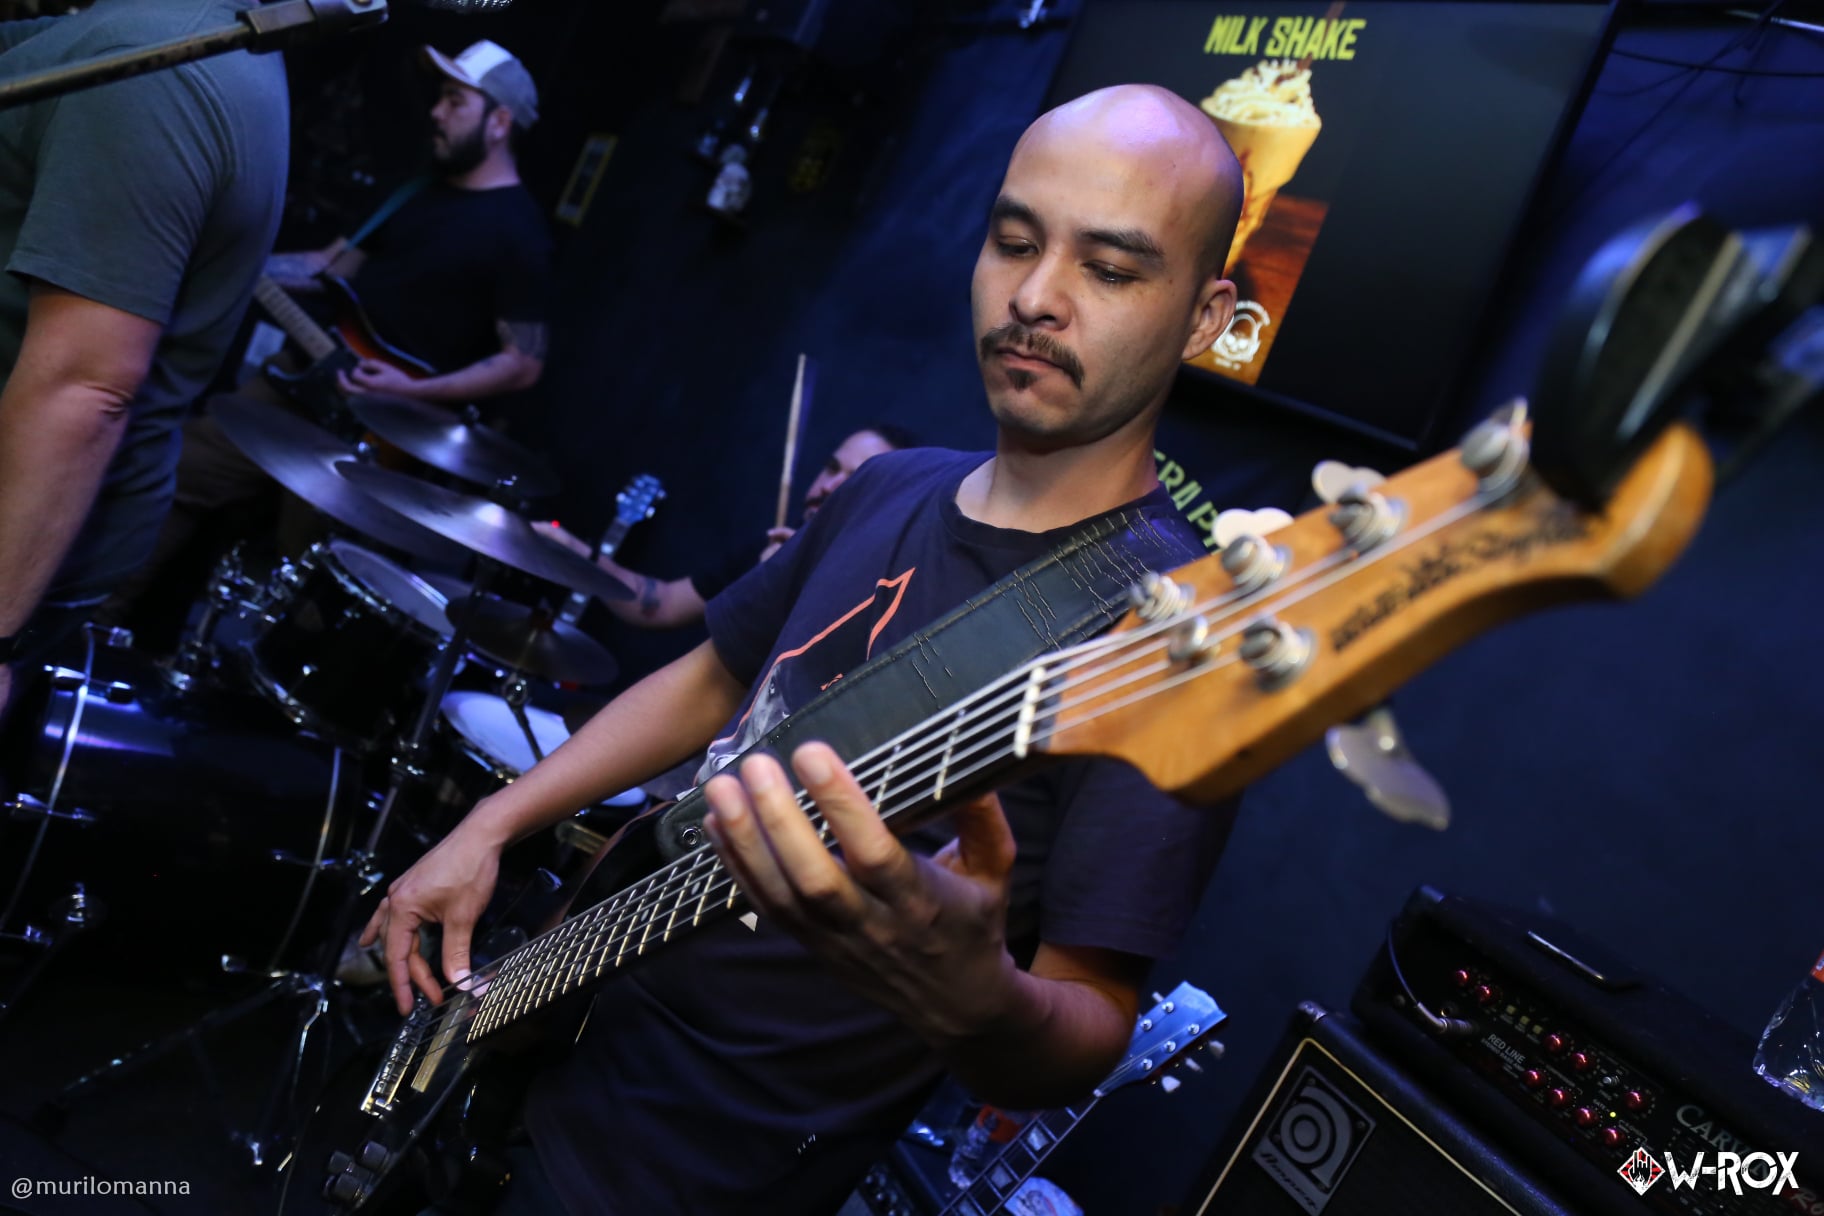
[1543,1033,1569,1055]
[1574,1106,1599,1127]
[1570,1051,1594,1073]
[1547,1087,1572,1108]
[1623,1089,1649,1112]
[1473,983,1499,1006]
[1452,968,1473,988]
[1522,1069,1546,1090]
[1600,1127,1628,1149]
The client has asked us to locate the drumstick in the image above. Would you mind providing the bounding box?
[774,354,815,530]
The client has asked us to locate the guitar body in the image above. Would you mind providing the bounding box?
[258,274,436,452]
[319,275,438,379]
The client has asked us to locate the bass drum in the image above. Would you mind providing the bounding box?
[1,638,366,976]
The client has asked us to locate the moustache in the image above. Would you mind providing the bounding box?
[979,324,1085,389]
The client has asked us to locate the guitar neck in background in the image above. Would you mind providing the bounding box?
[559,519,634,624]
[939,1102,1098,1216]
[252,276,338,362]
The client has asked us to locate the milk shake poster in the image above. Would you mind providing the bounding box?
[1048,1,1611,442]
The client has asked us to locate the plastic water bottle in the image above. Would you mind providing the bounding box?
[947,1104,1033,1189]
[1752,947,1824,1112]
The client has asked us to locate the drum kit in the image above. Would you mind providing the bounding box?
[0,391,650,1163]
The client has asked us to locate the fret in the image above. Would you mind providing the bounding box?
[933,708,969,801]
[641,862,691,954]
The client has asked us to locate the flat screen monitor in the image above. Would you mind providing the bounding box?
[1047,0,1617,448]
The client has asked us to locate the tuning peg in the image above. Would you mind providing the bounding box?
[1327,484,1404,553]
[1161,1075,1182,1093]
[1220,534,1288,596]
[1312,460,1384,505]
[1213,506,1292,549]
[1324,704,1451,830]
[1460,397,1532,496]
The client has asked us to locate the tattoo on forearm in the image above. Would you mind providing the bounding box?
[498,319,550,361]
[639,576,661,618]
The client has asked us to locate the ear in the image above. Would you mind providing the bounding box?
[1182,272,1237,362]
[487,105,514,146]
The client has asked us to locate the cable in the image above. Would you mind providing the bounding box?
[1385,925,1478,1039]
[1608,46,1824,77]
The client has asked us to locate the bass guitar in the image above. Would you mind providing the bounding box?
[278,392,1712,1213]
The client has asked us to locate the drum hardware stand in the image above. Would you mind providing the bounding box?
[0,883,102,1031]
[41,570,503,1171]
[498,672,547,765]
[166,544,261,692]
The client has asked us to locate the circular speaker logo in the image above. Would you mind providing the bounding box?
[1251,1066,1375,1214]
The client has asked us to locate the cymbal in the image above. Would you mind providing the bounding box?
[335,461,635,602]
[450,598,620,685]
[346,394,561,499]
[209,395,470,565]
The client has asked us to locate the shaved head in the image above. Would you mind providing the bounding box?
[970,83,1243,454]
[1017,85,1244,278]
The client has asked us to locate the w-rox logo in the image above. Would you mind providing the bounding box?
[1616,1146,1802,1196]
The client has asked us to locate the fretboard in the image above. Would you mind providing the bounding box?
[940,1104,1097,1216]
[252,276,337,361]
[460,659,1050,1043]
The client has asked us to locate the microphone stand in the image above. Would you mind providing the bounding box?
[0,0,388,111]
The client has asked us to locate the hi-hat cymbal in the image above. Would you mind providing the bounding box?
[334,461,634,602]
[209,395,469,564]
[450,598,620,685]
[346,394,561,499]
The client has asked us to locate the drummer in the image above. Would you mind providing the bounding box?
[536,425,915,630]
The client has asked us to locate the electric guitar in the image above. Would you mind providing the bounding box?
[937,982,1224,1216]
[277,397,1713,1214]
[254,273,435,425]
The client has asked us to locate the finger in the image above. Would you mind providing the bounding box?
[335,370,356,394]
[702,771,797,913]
[408,950,443,1008]
[443,915,475,987]
[944,791,1018,881]
[384,905,429,1015]
[739,750,869,922]
[791,742,916,899]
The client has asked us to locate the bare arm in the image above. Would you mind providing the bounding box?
[531,521,709,629]
[600,559,707,630]
[0,286,158,637]
[339,317,544,403]
[703,744,1141,1107]
[364,638,749,1012]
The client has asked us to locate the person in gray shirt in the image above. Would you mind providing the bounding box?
[0,0,289,715]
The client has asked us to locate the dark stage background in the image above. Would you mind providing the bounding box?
[5,0,1823,1212]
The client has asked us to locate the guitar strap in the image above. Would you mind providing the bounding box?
[344,175,432,253]
[654,500,1206,859]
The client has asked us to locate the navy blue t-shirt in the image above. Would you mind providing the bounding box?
[525,448,1236,1215]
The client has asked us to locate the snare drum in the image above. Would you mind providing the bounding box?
[2,642,365,974]
[406,692,642,841]
[244,538,451,749]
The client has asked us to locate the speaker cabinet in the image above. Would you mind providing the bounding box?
[1180,1003,1576,1215]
